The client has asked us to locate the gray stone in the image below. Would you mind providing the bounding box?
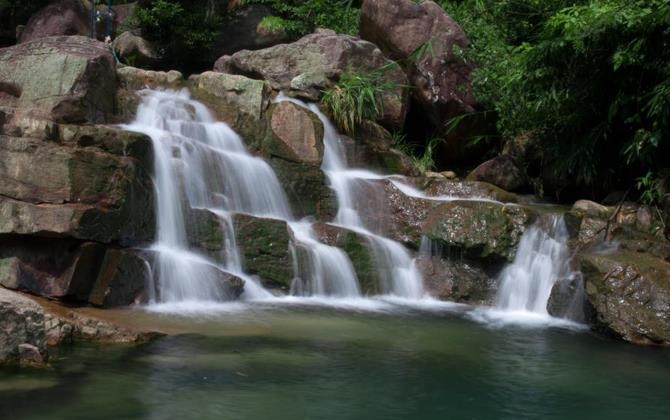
[0,36,116,124]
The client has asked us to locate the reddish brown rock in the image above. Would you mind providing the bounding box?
[267,101,324,164]
[360,0,475,125]
[467,155,526,192]
[17,0,88,44]
[0,238,106,301]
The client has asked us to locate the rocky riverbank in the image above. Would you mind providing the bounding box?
[1,0,669,366]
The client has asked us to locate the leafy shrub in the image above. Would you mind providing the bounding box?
[439,0,670,200]
[135,0,222,72]
[321,64,404,136]
[241,0,360,36]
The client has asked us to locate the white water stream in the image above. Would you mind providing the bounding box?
[496,215,573,314]
[276,94,425,299]
[124,89,427,303]
[124,88,578,324]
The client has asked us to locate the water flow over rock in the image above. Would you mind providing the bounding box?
[496,215,574,315]
[125,89,291,302]
[277,94,425,299]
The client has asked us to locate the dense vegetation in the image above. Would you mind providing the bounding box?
[241,0,360,36]
[439,0,670,202]
[134,0,224,72]
[12,0,662,203]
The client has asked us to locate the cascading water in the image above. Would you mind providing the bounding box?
[124,88,427,304]
[277,94,425,299]
[495,215,573,315]
[124,89,292,302]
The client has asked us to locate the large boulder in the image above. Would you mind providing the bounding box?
[115,66,184,122]
[330,178,435,246]
[0,36,116,124]
[416,254,495,305]
[360,0,475,126]
[17,0,88,44]
[0,238,105,301]
[88,248,151,307]
[329,178,522,248]
[215,29,408,129]
[189,71,270,143]
[423,201,533,261]
[581,251,670,346]
[266,101,323,165]
[467,155,526,192]
[264,101,330,218]
[0,129,154,244]
[112,31,160,69]
[0,287,47,366]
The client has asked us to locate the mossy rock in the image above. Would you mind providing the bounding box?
[313,223,378,295]
[423,201,534,262]
[233,213,291,290]
[188,71,271,146]
[185,209,226,255]
[580,251,670,345]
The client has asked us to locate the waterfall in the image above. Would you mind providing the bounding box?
[124,89,288,302]
[289,221,361,297]
[496,216,572,314]
[123,88,426,304]
[276,94,425,299]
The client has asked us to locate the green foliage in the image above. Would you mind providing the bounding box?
[390,132,440,174]
[135,0,222,70]
[636,171,663,206]
[439,0,670,199]
[322,65,404,136]
[241,0,359,36]
[411,137,441,173]
[257,15,290,33]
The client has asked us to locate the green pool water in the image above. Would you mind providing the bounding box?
[2,302,670,420]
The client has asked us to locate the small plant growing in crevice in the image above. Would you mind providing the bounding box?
[322,65,405,136]
[411,137,441,174]
[636,171,662,206]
